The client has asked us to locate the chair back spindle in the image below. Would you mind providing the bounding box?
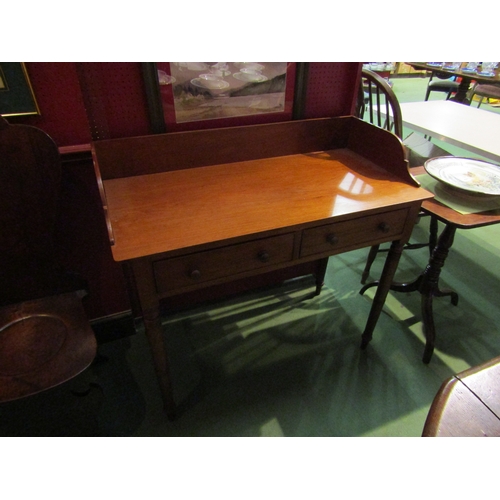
[358,69,403,139]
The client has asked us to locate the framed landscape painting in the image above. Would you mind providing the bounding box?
[143,62,305,133]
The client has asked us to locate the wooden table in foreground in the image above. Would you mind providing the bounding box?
[423,356,500,436]
[92,117,431,418]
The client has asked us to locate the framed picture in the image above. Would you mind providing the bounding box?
[0,63,40,117]
[142,62,307,133]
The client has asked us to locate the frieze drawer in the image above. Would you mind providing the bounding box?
[154,233,295,293]
[300,208,409,257]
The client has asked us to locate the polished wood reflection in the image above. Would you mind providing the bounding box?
[103,148,427,262]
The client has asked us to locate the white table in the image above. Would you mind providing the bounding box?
[400,101,500,165]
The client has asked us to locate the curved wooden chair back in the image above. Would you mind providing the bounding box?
[0,116,96,403]
[0,116,85,305]
[358,69,403,139]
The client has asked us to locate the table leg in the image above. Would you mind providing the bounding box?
[361,244,381,285]
[429,215,438,254]
[418,223,459,363]
[360,223,459,363]
[361,239,405,348]
[449,77,472,105]
[142,308,176,419]
[314,257,330,295]
[130,258,176,419]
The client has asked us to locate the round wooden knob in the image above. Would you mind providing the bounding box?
[258,251,270,263]
[326,233,339,245]
[189,269,201,280]
[378,222,390,233]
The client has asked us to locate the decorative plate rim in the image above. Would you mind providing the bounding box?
[424,156,500,196]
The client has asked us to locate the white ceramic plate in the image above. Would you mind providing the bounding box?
[424,157,500,195]
[157,71,176,85]
[233,72,268,83]
[233,63,265,72]
[191,77,230,90]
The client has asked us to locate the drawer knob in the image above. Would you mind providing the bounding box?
[326,233,339,245]
[189,269,201,280]
[258,251,270,263]
[378,222,390,233]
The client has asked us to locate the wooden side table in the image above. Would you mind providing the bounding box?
[361,166,500,363]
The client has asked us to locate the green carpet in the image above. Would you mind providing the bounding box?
[3,215,500,436]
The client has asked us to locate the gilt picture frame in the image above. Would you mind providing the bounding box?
[0,63,40,117]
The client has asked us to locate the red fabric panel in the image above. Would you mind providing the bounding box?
[5,62,152,145]
[85,63,151,139]
[7,63,92,147]
[304,62,361,118]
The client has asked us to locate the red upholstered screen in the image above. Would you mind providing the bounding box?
[304,62,360,118]
[5,62,361,147]
[6,63,152,147]
[74,63,151,140]
[6,63,92,146]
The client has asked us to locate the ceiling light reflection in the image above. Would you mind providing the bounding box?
[338,172,373,195]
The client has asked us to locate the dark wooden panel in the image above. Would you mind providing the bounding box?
[348,118,416,186]
[93,117,350,180]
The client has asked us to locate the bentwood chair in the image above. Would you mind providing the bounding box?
[0,116,97,403]
[358,69,446,284]
[469,83,500,108]
[424,72,460,101]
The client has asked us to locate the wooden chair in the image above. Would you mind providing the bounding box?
[358,71,403,137]
[469,82,500,108]
[358,69,446,284]
[424,72,460,101]
[0,116,97,403]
